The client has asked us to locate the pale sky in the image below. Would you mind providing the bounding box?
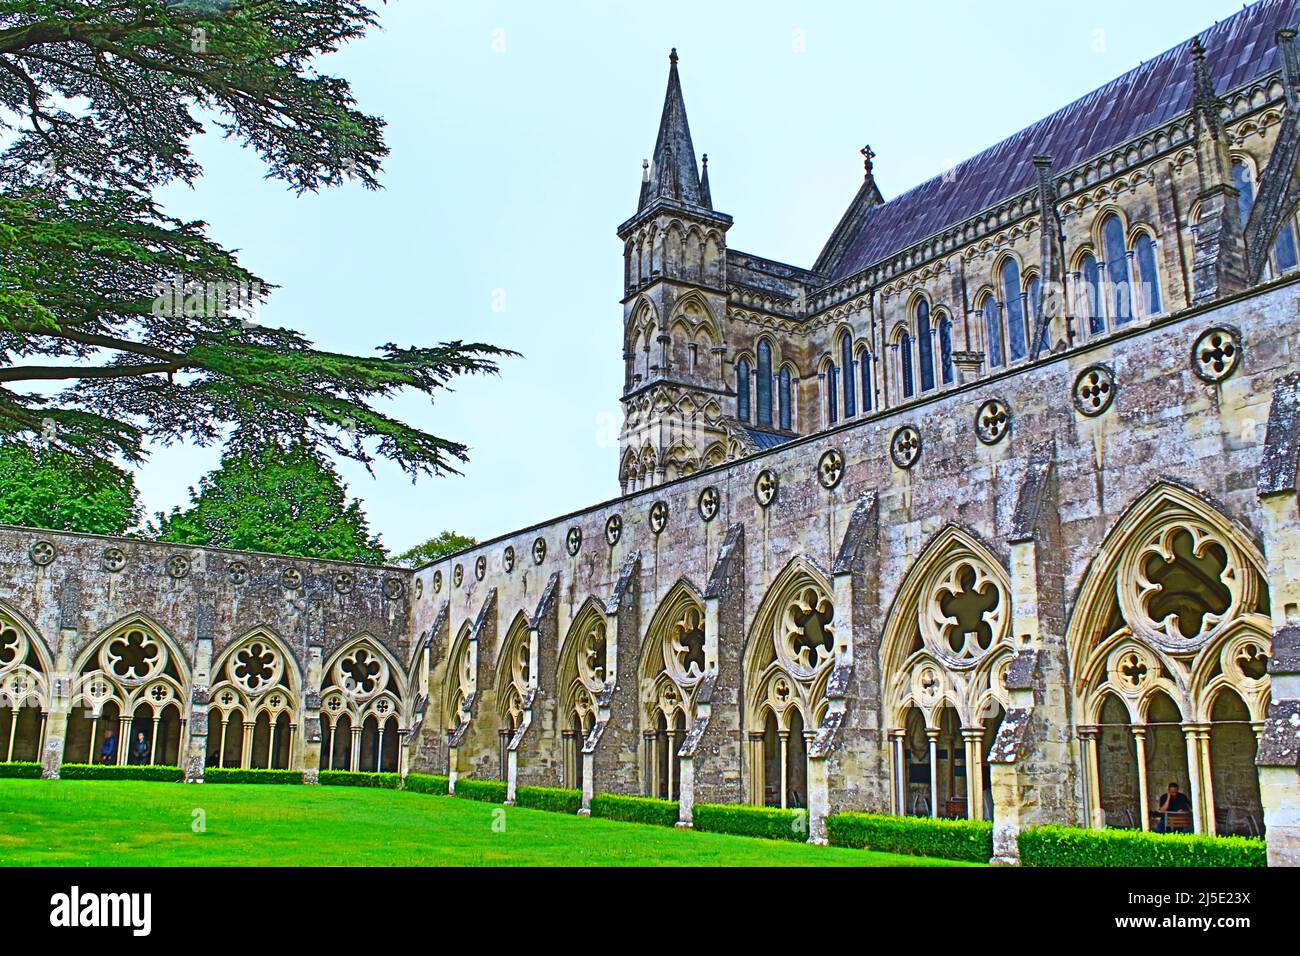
[143,0,1240,555]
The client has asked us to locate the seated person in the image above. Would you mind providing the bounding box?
[1154,782,1192,832]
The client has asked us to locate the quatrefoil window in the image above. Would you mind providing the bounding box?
[1140,527,1231,642]
[975,399,1010,444]
[649,501,669,534]
[29,541,55,566]
[1191,327,1241,383]
[1118,651,1149,690]
[891,426,921,469]
[453,564,464,587]
[817,449,845,489]
[566,527,582,556]
[504,546,516,572]
[781,586,835,673]
[166,555,190,579]
[698,487,720,522]
[102,547,126,573]
[1073,364,1116,417]
[605,515,622,546]
[754,470,778,507]
[475,556,486,581]
[1235,642,1268,680]
[228,562,248,585]
[533,537,547,564]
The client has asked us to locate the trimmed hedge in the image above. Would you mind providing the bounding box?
[404,773,450,796]
[318,770,400,789]
[454,778,508,803]
[203,768,303,785]
[827,811,993,862]
[1019,825,1266,867]
[515,785,582,814]
[0,761,42,779]
[694,803,808,842]
[590,793,679,827]
[58,763,184,782]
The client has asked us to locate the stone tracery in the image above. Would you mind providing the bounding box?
[1070,483,1271,836]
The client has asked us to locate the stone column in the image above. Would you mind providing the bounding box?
[1132,727,1150,831]
[301,644,323,783]
[926,728,940,818]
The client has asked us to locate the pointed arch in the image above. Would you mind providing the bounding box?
[639,578,707,800]
[1067,480,1271,836]
[0,604,53,762]
[743,556,837,808]
[495,611,532,736]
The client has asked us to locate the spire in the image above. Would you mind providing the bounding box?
[640,47,705,210]
[699,153,712,208]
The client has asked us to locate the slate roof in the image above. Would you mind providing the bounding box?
[746,427,794,451]
[825,0,1300,283]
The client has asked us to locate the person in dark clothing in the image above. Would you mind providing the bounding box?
[1154,782,1193,832]
[131,731,149,765]
[99,730,116,764]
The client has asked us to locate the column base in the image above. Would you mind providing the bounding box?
[674,820,693,829]
[806,835,828,847]
[577,808,591,817]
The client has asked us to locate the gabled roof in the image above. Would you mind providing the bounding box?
[823,0,1298,283]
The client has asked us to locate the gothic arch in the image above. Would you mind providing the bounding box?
[65,613,189,767]
[557,597,608,789]
[320,634,406,773]
[638,579,707,800]
[0,604,53,763]
[743,557,838,808]
[880,525,1013,820]
[1067,480,1271,836]
[206,627,301,771]
[495,611,532,738]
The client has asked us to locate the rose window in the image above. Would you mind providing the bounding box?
[339,648,384,697]
[233,641,279,693]
[670,607,706,681]
[102,629,161,683]
[780,587,835,674]
[578,622,608,689]
[936,563,1001,658]
[1138,526,1232,643]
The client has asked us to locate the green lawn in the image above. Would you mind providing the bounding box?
[0,779,974,867]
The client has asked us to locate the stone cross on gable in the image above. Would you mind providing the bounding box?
[861,145,876,178]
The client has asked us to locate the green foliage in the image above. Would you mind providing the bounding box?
[589,793,680,827]
[318,770,400,789]
[1018,824,1267,867]
[694,803,809,842]
[395,531,477,568]
[0,443,140,533]
[57,763,184,782]
[0,761,41,779]
[514,786,582,815]
[0,3,514,476]
[454,778,508,803]
[826,812,994,862]
[403,773,450,796]
[202,768,303,785]
[153,443,386,563]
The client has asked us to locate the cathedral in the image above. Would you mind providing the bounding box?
[3,0,1300,865]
